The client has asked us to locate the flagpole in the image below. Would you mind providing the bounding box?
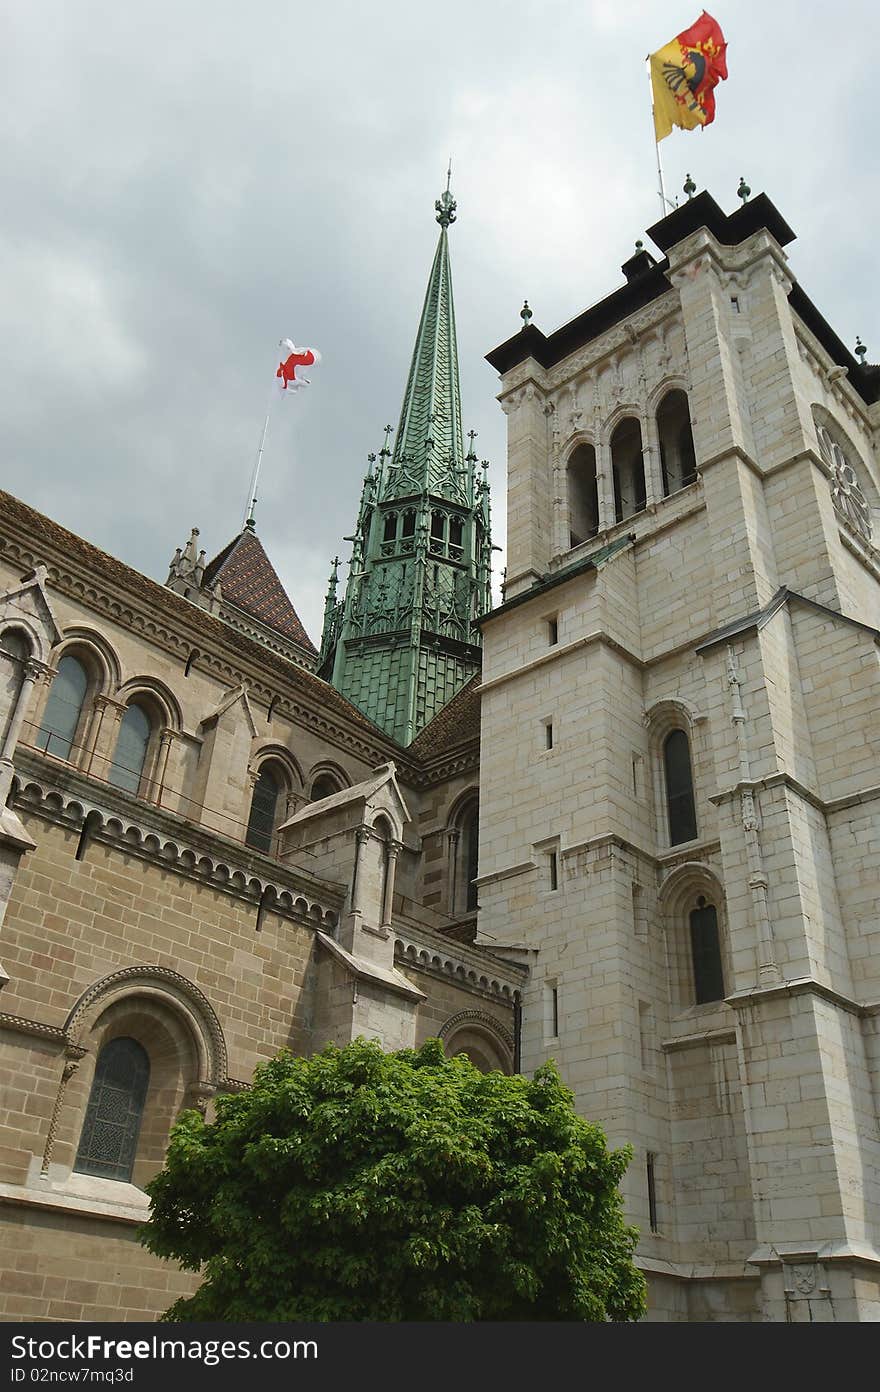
[646,57,673,214]
[244,406,271,529]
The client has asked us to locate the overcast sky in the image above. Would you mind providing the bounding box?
[2,1,877,647]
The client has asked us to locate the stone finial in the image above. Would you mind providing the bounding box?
[854,337,867,366]
[520,300,532,328]
[683,173,696,199]
[167,527,203,587]
[737,177,750,204]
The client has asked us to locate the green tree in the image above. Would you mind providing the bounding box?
[141,1038,646,1321]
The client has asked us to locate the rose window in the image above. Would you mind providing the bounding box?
[816,425,872,542]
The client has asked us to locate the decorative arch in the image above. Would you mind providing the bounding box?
[52,626,122,692]
[658,863,730,1012]
[308,761,350,800]
[115,676,183,733]
[249,741,305,793]
[647,374,692,413]
[65,965,228,1084]
[644,697,703,739]
[439,1010,514,1074]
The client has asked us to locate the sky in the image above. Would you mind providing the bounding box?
[2,1,878,648]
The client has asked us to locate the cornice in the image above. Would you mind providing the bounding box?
[393,923,525,1004]
[11,748,342,931]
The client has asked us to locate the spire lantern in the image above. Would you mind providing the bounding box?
[435,162,457,228]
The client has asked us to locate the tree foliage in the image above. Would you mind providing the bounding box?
[141,1038,646,1321]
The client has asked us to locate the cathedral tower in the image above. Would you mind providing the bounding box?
[319,179,492,745]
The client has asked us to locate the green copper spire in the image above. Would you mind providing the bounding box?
[384,166,463,501]
[319,178,492,746]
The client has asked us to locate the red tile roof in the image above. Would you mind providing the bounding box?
[204,526,316,654]
[408,673,481,759]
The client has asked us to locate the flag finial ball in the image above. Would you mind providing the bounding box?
[737,177,751,204]
[855,337,868,366]
[520,300,532,327]
[683,173,696,200]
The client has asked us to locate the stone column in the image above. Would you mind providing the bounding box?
[446,827,460,913]
[85,695,127,782]
[643,412,664,509]
[0,658,50,804]
[596,436,616,532]
[381,839,402,932]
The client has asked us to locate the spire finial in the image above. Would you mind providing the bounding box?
[855,336,867,366]
[683,172,696,199]
[737,176,751,204]
[435,165,457,228]
[520,300,532,327]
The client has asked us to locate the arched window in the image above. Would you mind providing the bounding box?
[311,773,341,802]
[689,897,725,1004]
[657,390,697,497]
[1,629,30,748]
[246,765,281,853]
[401,510,416,538]
[108,703,152,794]
[663,729,697,845]
[449,800,479,916]
[567,444,599,547]
[36,654,89,761]
[382,513,397,544]
[74,1037,150,1182]
[611,418,646,522]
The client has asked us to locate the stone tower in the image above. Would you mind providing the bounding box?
[320,179,492,745]
[480,189,880,1320]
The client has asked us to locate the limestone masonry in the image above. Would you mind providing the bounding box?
[0,187,877,1321]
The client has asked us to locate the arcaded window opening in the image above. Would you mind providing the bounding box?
[657,390,697,496]
[611,418,646,522]
[567,443,599,547]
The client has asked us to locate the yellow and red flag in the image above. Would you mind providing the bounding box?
[649,11,728,142]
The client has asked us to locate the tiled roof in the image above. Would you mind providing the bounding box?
[204,527,316,655]
[408,673,481,759]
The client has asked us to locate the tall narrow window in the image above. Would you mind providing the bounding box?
[37,654,88,761]
[246,766,281,853]
[382,513,397,543]
[74,1037,150,1182]
[108,704,152,794]
[548,850,558,891]
[567,443,599,547]
[611,418,646,523]
[663,729,697,845]
[646,1152,659,1232]
[689,897,725,1004]
[657,390,697,496]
